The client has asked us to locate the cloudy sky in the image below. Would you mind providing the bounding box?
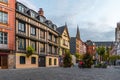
[17,0,120,41]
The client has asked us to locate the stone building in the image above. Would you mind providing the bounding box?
[114,23,120,55]
[70,27,85,55]
[0,0,15,69]
[15,2,59,68]
[115,23,120,42]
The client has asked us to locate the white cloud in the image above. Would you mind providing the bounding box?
[16,0,118,41]
[17,0,37,11]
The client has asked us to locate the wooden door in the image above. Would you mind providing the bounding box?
[1,56,8,69]
[39,56,45,67]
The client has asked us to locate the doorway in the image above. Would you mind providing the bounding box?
[0,56,8,69]
[39,56,46,67]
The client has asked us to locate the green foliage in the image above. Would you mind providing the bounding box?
[97,46,105,56]
[97,46,106,61]
[109,55,120,61]
[75,53,83,60]
[82,53,93,68]
[63,50,72,67]
[103,47,111,61]
[94,63,107,68]
[26,46,35,57]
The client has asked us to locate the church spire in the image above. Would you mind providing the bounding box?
[76,25,80,40]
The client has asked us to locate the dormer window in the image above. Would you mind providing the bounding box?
[40,16,45,22]
[31,11,36,18]
[18,4,26,13]
[0,0,8,3]
[52,24,57,30]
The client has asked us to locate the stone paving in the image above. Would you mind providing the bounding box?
[0,66,120,80]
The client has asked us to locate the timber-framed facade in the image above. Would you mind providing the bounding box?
[15,2,59,68]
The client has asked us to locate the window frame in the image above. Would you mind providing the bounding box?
[30,40,36,50]
[18,21,26,32]
[49,58,52,65]
[0,11,8,24]
[49,33,52,41]
[0,32,8,44]
[0,0,8,4]
[40,29,45,39]
[31,57,36,64]
[20,56,25,64]
[30,26,36,36]
[18,4,26,13]
[18,37,26,50]
[54,59,57,65]
[40,43,45,52]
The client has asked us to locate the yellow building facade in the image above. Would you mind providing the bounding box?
[57,25,70,56]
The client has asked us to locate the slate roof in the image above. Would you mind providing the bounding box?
[94,41,115,47]
[57,24,70,39]
[76,26,80,40]
[70,37,76,54]
[86,40,95,46]
[57,26,65,35]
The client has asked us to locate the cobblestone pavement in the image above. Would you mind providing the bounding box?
[0,66,120,80]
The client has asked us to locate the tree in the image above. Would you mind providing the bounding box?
[26,46,35,57]
[75,53,83,61]
[63,50,72,67]
[97,46,105,62]
[82,53,93,68]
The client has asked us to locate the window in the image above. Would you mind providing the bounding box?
[40,16,45,22]
[63,39,68,46]
[53,36,57,43]
[40,43,45,52]
[0,11,8,24]
[40,29,45,39]
[49,33,52,41]
[31,11,36,18]
[0,0,8,3]
[31,57,36,64]
[18,21,25,32]
[49,58,52,65]
[20,56,25,64]
[54,59,56,65]
[49,45,52,54]
[30,40,36,50]
[18,37,26,50]
[0,32,7,44]
[31,26,36,36]
[54,47,57,54]
[18,5,25,13]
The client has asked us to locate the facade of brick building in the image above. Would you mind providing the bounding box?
[86,40,96,55]
[0,0,15,69]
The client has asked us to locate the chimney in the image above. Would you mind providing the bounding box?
[38,8,44,16]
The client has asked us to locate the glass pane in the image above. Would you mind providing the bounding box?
[0,12,2,23]
[4,13,8,24]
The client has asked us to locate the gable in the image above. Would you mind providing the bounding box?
[62,28,70,39]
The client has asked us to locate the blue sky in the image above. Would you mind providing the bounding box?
[17,0,120,41]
